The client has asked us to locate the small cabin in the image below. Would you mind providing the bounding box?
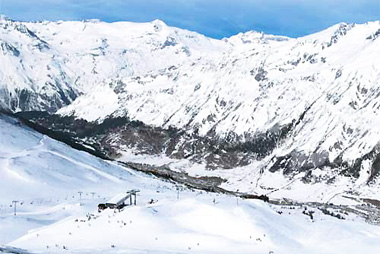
[98,190,140,212]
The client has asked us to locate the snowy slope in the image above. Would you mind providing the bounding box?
[0,114,136,203]
[0,113,141,243]
[1,115,380,254]
[10,197,380,254]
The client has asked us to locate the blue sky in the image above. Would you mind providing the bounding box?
[1,0,380,38]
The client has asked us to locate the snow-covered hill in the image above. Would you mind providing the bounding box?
[0,114,138,203]
[10,196,380,254]
[1,114,380,254]
[0,113,141,243]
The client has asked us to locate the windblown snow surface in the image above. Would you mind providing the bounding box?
[1,116,380,253]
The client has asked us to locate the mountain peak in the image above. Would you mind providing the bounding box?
[151,19,167,31]
[0,14,12,22]
[83,18,101,24]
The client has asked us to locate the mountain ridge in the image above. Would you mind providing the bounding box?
[1,16,380,202]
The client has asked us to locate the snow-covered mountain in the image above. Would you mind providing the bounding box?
[0,15,226,112]
[2,16,380,202]
[60,22,380,168]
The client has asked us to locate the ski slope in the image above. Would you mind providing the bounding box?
[1,115,380,253]
[10,196,380,254]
